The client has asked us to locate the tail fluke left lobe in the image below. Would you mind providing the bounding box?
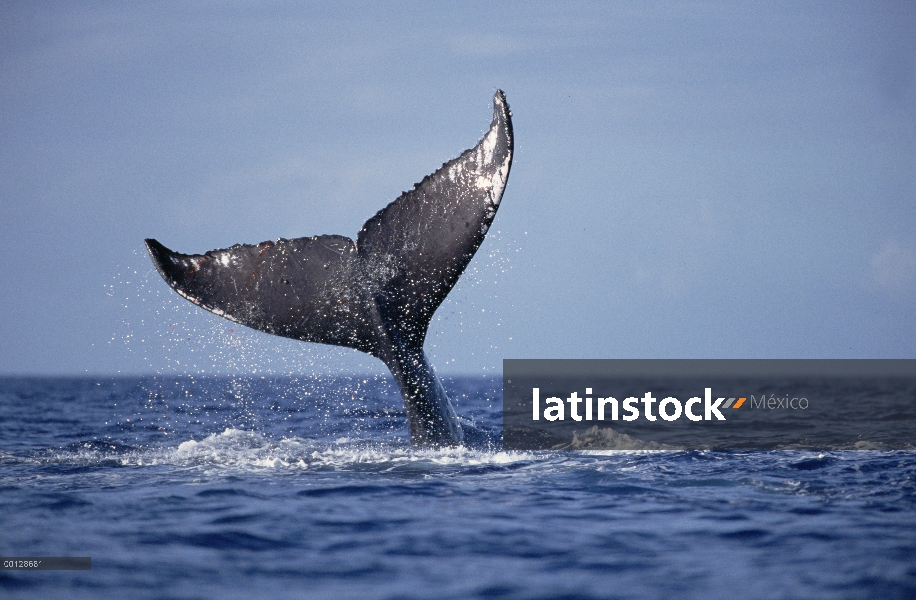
[144,235,380,355]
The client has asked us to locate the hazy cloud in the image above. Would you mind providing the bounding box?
[870,239,916,296]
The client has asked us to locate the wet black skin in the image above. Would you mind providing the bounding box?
[146,91,513,447]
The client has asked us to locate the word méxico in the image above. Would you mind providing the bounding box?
[531,388,746,422]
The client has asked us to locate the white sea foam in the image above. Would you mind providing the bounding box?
[39,428,544,472]
[169,428,541,471]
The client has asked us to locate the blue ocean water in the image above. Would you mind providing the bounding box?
[1,376,915,599]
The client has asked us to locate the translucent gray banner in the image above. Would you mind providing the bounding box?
[503,360,916,450]
[1,557,91,570]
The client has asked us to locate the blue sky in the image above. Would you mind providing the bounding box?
[1,2,914,375]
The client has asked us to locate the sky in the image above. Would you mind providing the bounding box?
[1,1,914,376]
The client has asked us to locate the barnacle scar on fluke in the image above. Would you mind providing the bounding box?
[145,91,514,447]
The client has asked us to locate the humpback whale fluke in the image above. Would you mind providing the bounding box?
[146,90,513,447]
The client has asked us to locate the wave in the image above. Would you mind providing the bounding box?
[5,427,913,481]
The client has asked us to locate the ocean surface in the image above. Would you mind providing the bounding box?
[1,375,915,599]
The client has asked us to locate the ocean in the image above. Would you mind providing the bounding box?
[1,375,915,599]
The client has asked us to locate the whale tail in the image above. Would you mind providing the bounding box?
[146,91,513,446]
